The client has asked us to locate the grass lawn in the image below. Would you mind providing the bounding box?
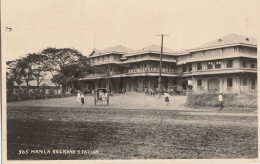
[6,95,258,159]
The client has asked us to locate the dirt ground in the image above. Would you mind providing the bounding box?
[6,94,258,159]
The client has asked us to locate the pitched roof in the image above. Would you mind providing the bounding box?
[89,45,134,57]
[129,45,179,56]
[188,33,257,52]
[177,52,257,65]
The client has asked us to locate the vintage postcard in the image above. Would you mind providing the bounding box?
[1,0,260,163]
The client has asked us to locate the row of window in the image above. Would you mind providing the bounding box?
[197,78,256,90]
[130,63,175,69]
[90,56,121,63]
[129,55,175,60]
[204,60,233,70]
[189,60,256,72]
[241,60,257,68]
[126,67,175,73]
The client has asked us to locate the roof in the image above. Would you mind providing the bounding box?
[80,72,178,80]
[181,69,257,77]
[87,33,256,59]
[89,45,134,58]
[128,45,179,56]
[177,52,257,65]
[121,57,176,64]
[188,33,257,52]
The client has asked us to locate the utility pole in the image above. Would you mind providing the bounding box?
[107,57,110,92]
[94,32,95,49]
[157,34,169,96]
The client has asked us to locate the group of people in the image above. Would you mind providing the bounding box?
[75,88,224,110]
[144,88,176,96]
[98,90,108,101]
[77,91,85,105]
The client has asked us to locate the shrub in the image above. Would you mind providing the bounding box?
[186,92,257,108]
[48,88,55,95]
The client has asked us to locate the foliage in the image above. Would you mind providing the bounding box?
[7,47,93,96]
[6,60,26,87]
[186,92,257,108]
[41,47,90,93]
[48,88,55,95]
[6,74,15,97]
[25,53,49,89]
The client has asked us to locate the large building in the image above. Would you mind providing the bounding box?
[79,33,257,94]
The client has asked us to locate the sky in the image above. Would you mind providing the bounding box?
[2,0,260,61]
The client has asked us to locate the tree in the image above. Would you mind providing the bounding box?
[25,53,49,94]
[16,58,34,88]
[6,60,24,88]
[7,47,95,96]
[51,73,66,94]
[41,47,84,74]
[6,72,15,97]
[53,56,90,93]
[41,47,91,93]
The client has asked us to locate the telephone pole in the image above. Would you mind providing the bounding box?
[107,57,110,92]
[157,34,169,96]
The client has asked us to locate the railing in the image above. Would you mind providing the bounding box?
[87,69,176,77]
[126,68,175,74]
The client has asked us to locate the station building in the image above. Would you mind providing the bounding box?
[79,33,257,94]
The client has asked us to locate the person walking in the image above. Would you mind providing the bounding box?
[164,91,170,105]
[77,90,81,103]
[219,91,224,110]
[80,92,85,105]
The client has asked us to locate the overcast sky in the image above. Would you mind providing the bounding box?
[2,0,260,61]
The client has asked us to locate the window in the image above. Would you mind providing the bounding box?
[171,65,175,71]
[197,79,202,87]
[183,65,187,72]
[252,79,256,90]
[207,61,213,69]
[251,63,256,68]
[227,78,233,91]
[242,78,247,86]
[197,62,202,70]
[227,60,233,68]
[215,61,221,69]
[242,60,247,67]
[188,64,192,72]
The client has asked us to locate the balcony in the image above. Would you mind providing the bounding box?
[89,58,121,66]
[126,68,175,74]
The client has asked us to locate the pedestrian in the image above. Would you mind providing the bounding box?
[77,90,81,103]
[80,92,85,105]
[219,91,223,110]
[164,91,170,105]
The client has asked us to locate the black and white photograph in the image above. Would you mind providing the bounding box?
[1,0,259,163]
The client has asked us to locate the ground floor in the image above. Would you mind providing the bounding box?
[192,73,257,94]
[78,76,178,93]
[76,73,257,94]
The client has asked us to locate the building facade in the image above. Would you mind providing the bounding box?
[79,34,257,94]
